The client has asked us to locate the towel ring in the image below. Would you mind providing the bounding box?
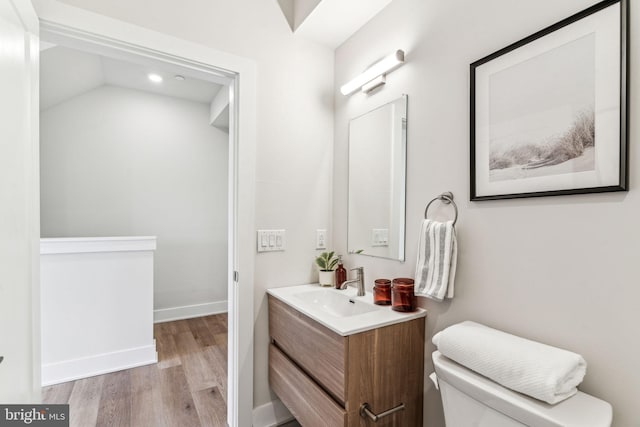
[424,192,458,226]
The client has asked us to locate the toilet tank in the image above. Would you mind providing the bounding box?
[432,351,612,427]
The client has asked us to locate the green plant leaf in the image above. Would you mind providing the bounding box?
[315,251,338,270]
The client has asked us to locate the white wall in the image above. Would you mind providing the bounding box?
[40,85,229,312]
[53,0,335,408]
[334,1,639,426]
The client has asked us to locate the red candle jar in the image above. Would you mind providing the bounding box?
[391,278,416,312]
[373,279,391,305]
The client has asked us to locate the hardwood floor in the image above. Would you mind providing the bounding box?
[280,420,302,427]
[42,314,228,427]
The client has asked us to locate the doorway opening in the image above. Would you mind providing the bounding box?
[39,41,231,424]
[35,11,256,425]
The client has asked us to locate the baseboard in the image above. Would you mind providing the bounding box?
[153,300,228,323]
[252,399,294,427]
[42,342,157,386]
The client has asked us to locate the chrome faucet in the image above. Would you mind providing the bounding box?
[340,267,365,296]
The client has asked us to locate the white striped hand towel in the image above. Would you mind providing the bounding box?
[414,219,457,301]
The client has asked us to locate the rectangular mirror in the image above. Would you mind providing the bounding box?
[348,95,407,261]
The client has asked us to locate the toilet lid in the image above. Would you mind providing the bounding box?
[432,351,612,427]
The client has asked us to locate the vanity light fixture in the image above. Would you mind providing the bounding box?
[340,49,405,96]
[360,75,386,93]
[147,73,163,83]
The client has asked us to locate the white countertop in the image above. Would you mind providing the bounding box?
[267,283,426,336]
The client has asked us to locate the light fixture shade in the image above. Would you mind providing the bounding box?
[340,49,404,96]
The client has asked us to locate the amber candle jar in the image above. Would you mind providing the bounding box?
[373,279,392,305]
[391,278,416,312]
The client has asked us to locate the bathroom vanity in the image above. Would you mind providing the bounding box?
[267,284,426,426]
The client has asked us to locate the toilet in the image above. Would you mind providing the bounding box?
[432,351,612,427]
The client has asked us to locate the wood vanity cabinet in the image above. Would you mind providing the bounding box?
[268,295,425,427]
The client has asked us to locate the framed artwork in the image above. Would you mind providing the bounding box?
[470,0,628,201]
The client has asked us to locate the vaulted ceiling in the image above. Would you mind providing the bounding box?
[277,0,394,48]
[40,45,224,111]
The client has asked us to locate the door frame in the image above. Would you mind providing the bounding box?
[34,2,256,425]
[0,0,41,403]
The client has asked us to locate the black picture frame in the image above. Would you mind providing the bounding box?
[470,0,628,201]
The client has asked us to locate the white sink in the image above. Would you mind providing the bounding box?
[292,289,378,317]
[267,284,426,336]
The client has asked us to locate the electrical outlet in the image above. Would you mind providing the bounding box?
[316,229,327,249]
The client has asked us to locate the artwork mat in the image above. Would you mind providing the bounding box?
[472,1,625,200]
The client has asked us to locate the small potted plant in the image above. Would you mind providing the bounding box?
[315,251,339,287]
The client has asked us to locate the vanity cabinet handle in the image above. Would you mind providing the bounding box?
[359,402,405,422]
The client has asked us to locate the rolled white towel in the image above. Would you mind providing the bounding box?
[432,321,587,405]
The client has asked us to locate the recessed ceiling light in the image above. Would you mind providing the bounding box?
[174,75,185,81]
[148,73,163,83]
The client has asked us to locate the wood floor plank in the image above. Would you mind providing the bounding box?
[155,329,181,369]
[42,381,74,404]
[167,319,192,335]
[174,330,201,356]
[216,313,228,330]
[67,375,105,427]
[154,321,176,342]
[175,331,219,392]
[204,314,228,349]
[204,315,226,335]
[187,316,217,347]
[153,322,165,336]
[193,386,227,427]
[96,370,131,427]
[214,333,228,349]
[202,345,228,402]
[130,364,167,427]
[158,365,201,427]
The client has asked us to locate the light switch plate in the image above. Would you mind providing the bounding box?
[257,229,286,252]
[371,228,389,247]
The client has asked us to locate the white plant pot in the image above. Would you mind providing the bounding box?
[318,270,335,287]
